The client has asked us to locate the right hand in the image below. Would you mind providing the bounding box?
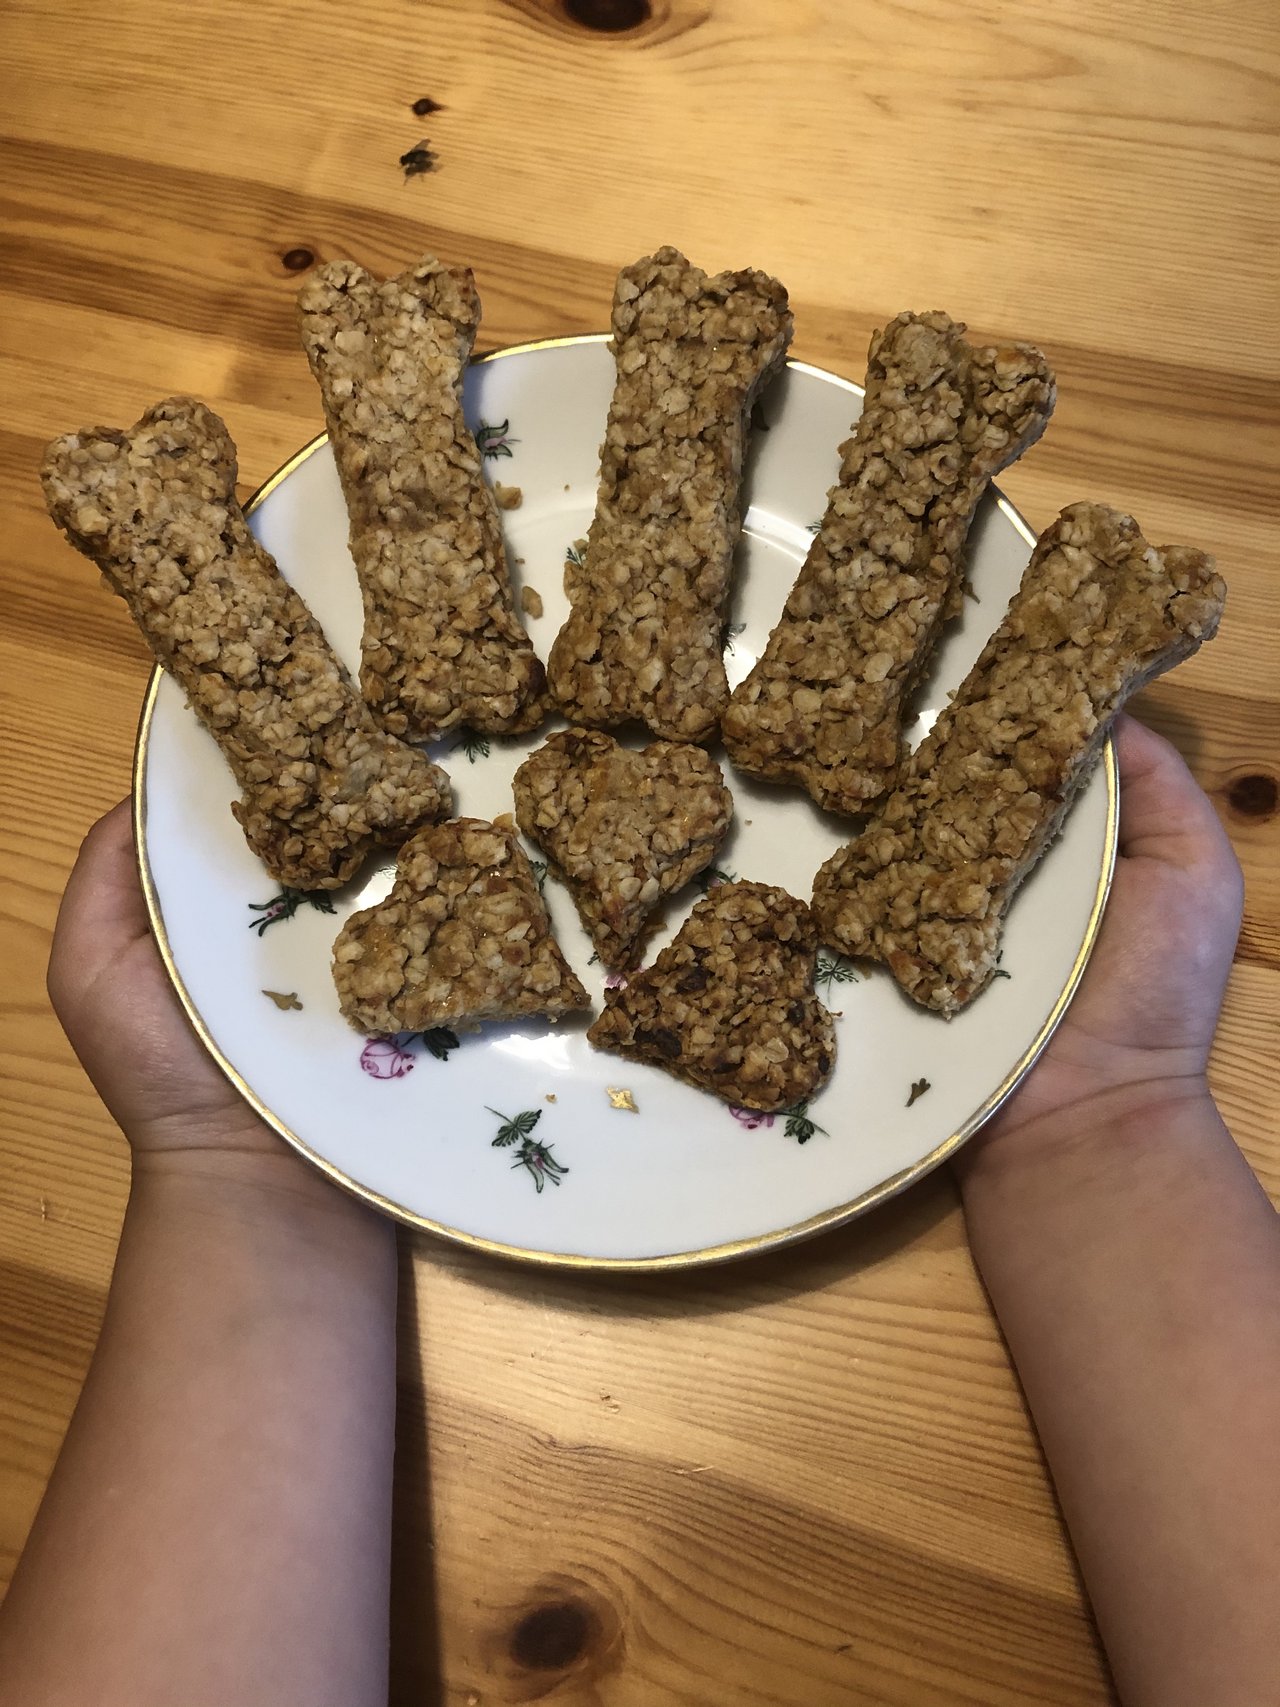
[962,714,1243,1158]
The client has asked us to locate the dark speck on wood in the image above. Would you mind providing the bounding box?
[399,140,438,177]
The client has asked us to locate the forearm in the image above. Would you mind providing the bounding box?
[958,1090,1280,1707]
[0,1151,398,1707]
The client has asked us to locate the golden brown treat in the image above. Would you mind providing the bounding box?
[298,255,545,740]
[332,818,589,1034]
[723,312,1056,814]
[547,247,792,743]
[512,728,733,970]
[41,397,450,890]
[812,503,1226,1015]
[587,881,835,1112]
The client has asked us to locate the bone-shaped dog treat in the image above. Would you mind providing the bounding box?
[332,818,589,1035]
[547,247,792,743]
[722,312,1056,814]
[297,255,546,741]
[811,503,1226,1015]
[587,881,835,1112]
[512,727,734,971]
[42,398,450,889]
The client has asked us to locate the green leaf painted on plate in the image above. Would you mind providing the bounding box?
[454,729,490,763]
[782,1101,828,1145]
[815,951,859,994]
[487,1108,567,1191]
[488,1107,542,1147]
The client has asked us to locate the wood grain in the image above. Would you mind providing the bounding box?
[2,0,1277,1700]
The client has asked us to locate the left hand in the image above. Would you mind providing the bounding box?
[49,801,290,1157]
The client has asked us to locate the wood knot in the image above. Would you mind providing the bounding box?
[506,0,703,43]
[564,0,651,29]
[281,247,316,273]
[510,1598,595,1670]
[494,1576,623,1689]
[1228,773,1277,818]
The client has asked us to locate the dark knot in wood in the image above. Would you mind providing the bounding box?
[509,1597,596,1669]
[564,0,651,31]
[1228,772,1277,818]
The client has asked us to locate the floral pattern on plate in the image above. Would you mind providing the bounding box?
[248,887,336,935]
[489,1107,569,1192]
[475,418,517,459]
[359,1029,462,1077]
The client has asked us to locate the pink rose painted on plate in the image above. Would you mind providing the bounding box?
[358,1027,461,1077]
[728,1106,775,1131]
[360,1037,417,1079]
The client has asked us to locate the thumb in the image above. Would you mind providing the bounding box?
[48,800,151,1023]
[1113,714,1236,881]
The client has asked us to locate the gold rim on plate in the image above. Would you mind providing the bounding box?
[132,335,1119,1271]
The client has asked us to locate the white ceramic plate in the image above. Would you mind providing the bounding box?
[136,336,1116,1269]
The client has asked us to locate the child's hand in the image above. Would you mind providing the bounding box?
[968,714,1243,1157]
[49,801,286,1157]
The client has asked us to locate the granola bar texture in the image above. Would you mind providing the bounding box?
[512,728,733,971]
[298,255,545,740]
[332,818,590,1034]
[722,312,1056,814]
[547,247,792,742]
[587,881,836,1112]
[812,503,1226,1015]
[41,397,450,889]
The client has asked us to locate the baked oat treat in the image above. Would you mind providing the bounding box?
[587,881,835,1112]
[812,503,1226,1015]
[332,818,590,1034]
[722,312,1056,814]
[512,728,733,970]
[547,247,792,742]
[41,398,450,889]
[298,255,545,740]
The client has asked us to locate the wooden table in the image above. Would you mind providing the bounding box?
[3,2,1277,1700]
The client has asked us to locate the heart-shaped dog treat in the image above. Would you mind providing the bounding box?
[333,818,589,1035]
[587,881,836,1113]
[513,728,734,971]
